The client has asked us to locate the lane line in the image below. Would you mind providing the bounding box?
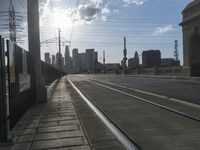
[75,76,200,122]
[68,76,139,150]
[78,75,200,109]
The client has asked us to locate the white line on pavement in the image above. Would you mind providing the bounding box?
[68,76,139,150]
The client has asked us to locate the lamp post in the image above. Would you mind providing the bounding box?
[103,51,106,74]
[123,37,127,74]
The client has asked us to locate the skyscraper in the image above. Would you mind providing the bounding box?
[134,51,139,66]
[56,52,62,70]
[61,56,64,71]
[128,51,140,69]
[65,46,71,73]
[85,49,98,73]
[72,48,79,73]
[52,55,56,67]
[78,53,87,72]
[44,52,51,64]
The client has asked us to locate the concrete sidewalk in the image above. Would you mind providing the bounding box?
[2,77,90,150]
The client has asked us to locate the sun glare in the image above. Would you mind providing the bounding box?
[54,13,74,30]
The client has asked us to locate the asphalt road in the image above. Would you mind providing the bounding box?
[77,74,200,105]
[68,75,200,150]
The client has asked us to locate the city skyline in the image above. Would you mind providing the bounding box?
[0,0,192,64]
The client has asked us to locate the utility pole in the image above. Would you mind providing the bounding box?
[28,0,46,103]
[174,40,179,61]
[58,28,62,71]
[103,51,105,74]
[123,37,127,74]
[9,0,16,42]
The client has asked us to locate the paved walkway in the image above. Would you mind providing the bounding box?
[2,77,90,150]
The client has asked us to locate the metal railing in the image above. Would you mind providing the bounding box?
[0,36,8,142]
[0,36,65,142]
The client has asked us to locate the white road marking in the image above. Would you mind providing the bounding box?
[74,76,200,122]
[68,76,139,150]
[79,75,200,109]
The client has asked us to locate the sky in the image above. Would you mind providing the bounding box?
[0,0,192,64]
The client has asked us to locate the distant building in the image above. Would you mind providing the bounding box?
[52,55,56,67]
[94,51,98,72]
[61,56,65,71]
[86,49,98,73]
[121,60,124,69]
[70,48,98,73]
[65,46,72,73]
[142,50,161,68]
[128,51,139,69]
[44,52,51,64]
[56,52,62,70]
[128,58,135,69]
[161,58,180,67]
[72,48,79,73]
[78,53,87,72]
[106,63,120,71]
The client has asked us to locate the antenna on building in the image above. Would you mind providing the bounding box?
[9,0,16,42]
[174,40,179,61]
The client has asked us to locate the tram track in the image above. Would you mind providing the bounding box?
[68,75,200,150]
[76,75,200,123]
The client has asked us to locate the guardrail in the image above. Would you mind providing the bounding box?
[104,67,192,77]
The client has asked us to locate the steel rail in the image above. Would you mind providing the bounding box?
[68,76,139,150]
[78,76,200,123]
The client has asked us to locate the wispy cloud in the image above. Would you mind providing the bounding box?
[122,0,146,7]
[75,0,111,24]
[39,0,111,26]
[153,25,174,36]
[113,9,120,13]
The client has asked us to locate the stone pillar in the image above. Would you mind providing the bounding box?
[27,0,46,103]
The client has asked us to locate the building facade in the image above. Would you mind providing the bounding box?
[161,58,180,67]
[44,52,51,64]
[72,48,79,73]
[78,53,87,72]
[180,0,200,76]
[142,50,161,68]
[65,46,72,73]
[86,49,97,73]
[128,51,139,69]
[56,52,62,70]
[51,55,56,67]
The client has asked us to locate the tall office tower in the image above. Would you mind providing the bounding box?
[44,52,51,64]
[56,52,62,69]
[78,53,87,72]
[65,46,71,73]
[52,55,56,67]
[72,48,79,73]
[85,49,98,73]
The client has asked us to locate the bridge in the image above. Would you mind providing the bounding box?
[1,0,200,150]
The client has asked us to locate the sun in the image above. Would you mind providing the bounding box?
[54,12,74,30]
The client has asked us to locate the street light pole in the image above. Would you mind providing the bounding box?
[103,51,106,74]
[28,0,46,103]
[58,28,61,71]
[123,37,127,74]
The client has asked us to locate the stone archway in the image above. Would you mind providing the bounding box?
[180,0,200,76]
[189,30,200,76]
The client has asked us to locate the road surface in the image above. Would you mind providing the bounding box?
[68,75,200,150]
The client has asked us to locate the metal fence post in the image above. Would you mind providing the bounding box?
[0,36,8,142]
